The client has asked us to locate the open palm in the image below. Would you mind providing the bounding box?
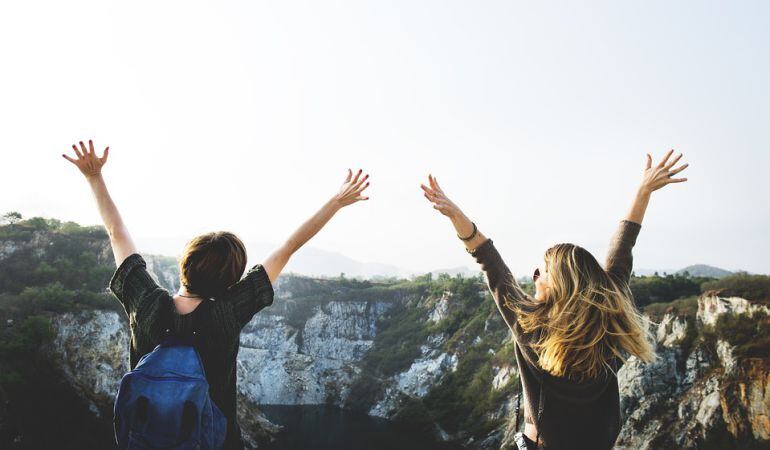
[641,149,689,193]
[420,174,461,218]
[62,139,109,178]
[334,168,370,207]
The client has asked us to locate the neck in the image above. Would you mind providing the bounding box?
[176,286,204,300]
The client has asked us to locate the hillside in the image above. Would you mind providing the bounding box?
[1,216,769,449]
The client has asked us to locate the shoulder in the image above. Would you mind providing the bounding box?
[224,264,273,299]
[108,253,164,314]
[109,253,149,297]
[221,263,275,329]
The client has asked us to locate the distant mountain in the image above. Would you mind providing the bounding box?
[134,236,414,279]
[675,264,733,278]
[134,236,741,280]
[634,265,735,278]
[250,242,412,279]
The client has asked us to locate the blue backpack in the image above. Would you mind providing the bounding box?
[113,327,227,450]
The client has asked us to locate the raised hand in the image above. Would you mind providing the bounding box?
[420,174,461,218]
[333,168,370,207]
[62,139,109,179]
[420,174,486,252]
[263,168,372,283]
[640,149,689,194]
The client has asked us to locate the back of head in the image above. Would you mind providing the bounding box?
[515,243,654,381]
[179,231,247,300]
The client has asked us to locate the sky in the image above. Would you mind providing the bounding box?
[1,0,768,276]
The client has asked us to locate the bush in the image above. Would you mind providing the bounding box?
[702,273,770,304]
[714,311,770,358]
[644,296,699,321]
[0,315,54,358]
[630,273,712,307]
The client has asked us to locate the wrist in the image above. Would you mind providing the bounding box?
[448,209,465,223]
[327,197,344,212]
[636,185,652,198]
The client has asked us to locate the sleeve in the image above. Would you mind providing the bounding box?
[468,238,531,336]
[108,253,162,318]
[223,263,275,329]
[605,219,642,287]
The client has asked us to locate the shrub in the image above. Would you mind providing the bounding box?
[702,273,770,304]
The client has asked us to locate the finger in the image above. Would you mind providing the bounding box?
[88,140,95,154]
[101,146,109,162]
[73,144,83,158]
[79,141,88,155]
[353,173,369,190]
[420,184,435,195]
[664,153,682,170]
[355,195,370,201]
[345,168,352,183]
[421,187,438,200]
[668,178,688,183]
[646,154,652,170]
[658,149,674,168]
[62,154,77,164]
[669,163,689,175]
[356,181,370,193]
[351,169,362,185]
[433,176,444,193]
[428,174,438,190]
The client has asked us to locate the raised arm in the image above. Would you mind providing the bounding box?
[606,150,689,284]
[63,140,137,268]
[262,168,370,283]
[420,174,529,334]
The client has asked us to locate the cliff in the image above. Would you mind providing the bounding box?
[2,222,769,449]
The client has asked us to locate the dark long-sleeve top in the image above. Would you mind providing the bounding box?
[108,253,275,450]
[468,220,642,450]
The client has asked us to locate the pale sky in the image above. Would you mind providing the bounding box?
[1,1,768,276]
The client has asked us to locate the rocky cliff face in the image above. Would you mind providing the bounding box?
[237,293,393,405]
[613,295,770,449]
[43,308,282,447]
[40,275,407,447]
[40,274,770,449]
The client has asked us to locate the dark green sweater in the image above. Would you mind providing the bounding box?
[468,220,642,450]
[108,253,275,450]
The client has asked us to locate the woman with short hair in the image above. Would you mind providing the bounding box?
[63,140,370,449]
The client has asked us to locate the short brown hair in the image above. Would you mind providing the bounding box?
[179,231,247,299]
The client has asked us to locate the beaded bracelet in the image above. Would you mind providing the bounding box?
[457,222,477,241]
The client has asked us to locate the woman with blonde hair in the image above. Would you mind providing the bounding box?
[421,150,688,450]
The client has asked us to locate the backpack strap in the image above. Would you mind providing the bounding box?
[513,376,546,450]
[535,378,544,449]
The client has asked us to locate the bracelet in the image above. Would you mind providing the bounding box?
[458,222,477,241]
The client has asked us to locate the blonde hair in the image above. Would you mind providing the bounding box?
[179,231,247,299]
[512,243,654,381]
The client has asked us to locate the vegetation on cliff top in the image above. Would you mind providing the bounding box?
[3,213,770,447]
